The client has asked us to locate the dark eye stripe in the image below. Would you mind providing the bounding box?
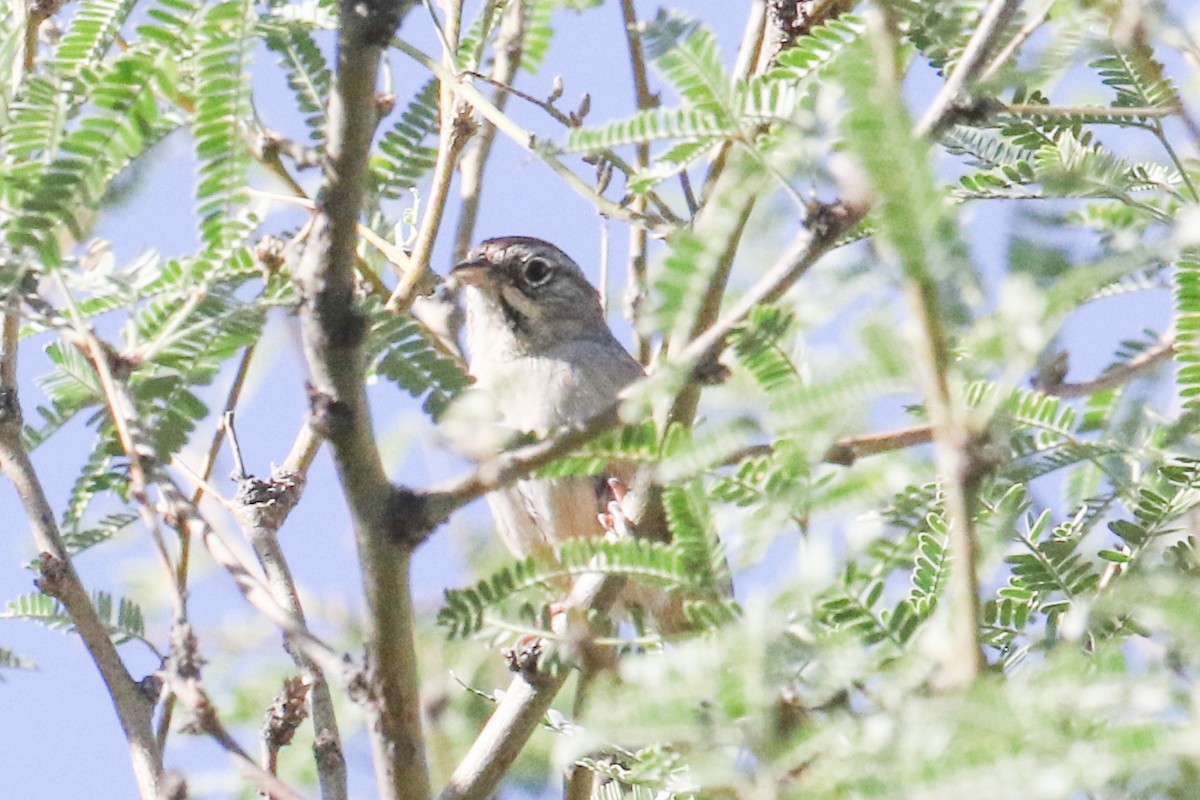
[496,291,530,335]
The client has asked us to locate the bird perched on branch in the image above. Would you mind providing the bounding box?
[451,236,678,627]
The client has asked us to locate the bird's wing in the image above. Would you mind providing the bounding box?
[482,338,640,559]
[488,474,609,560]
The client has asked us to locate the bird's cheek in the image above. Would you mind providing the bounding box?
[498,283,541,320]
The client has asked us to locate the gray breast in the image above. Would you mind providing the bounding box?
[478,337,644,559]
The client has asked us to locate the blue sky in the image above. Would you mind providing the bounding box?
[0,1,1192,796]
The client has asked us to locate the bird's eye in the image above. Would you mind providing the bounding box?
[522,257,553,286]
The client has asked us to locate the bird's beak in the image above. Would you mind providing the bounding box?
[449,259,491,288]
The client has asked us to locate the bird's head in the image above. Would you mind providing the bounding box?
[452,236,607,355]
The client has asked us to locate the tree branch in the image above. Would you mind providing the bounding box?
[420,402,622,525]
[674,202,866,371]
[223,412,348,800]
[978,0,1053,84]
[1036,335,1175,398]
[390,0,469,308]
[392,37,670,234]
[914,0,1023,138]
[905,0,1022,688]
[452,0,527,265]
[736,327,1175,471]
[438,562,627,800]
[163,670,306,800]
[294,2,429,798]
[619,0,656,363]
[168,459,348,677]
[0,381,163,798]
[822,424,935,466]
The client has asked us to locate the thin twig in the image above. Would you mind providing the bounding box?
[53,278,185,617]
[389,104,472,307]
[220,409,349,800]
[158,342,258,751]
[905,1,1025,687]
[452,0,528,265]
[455,70,681,226]
[1,313,18,389]
[421,0,457,63]
[247,188,417,280]
[163,673,307,800]
[675,203,865,373]
[663,13,773,428]
[914,0,1023,138]
[192,347,257,503]
[247,526,348,800]
[1151,117,1199,202]
[978,0,1053,84]
[420,403,623,525]
[564,761,596,800]
[731,327,1176,469]
[282,420,323,477]
[619,0,655,363]
[49,322,347,688]
[244,121,313,199]
[1037,334,1175,398]
[438,558,628,800]
[1004,103,1181,119]
[389,0,468,308]
[822,424,934,466]
[223,411,248,479]
[393,37,670,234]
[440,669,570,800]
[261,676,310,778]
[694,6,767,207]
[168,459,347,678]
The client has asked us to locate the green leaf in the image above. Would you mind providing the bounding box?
[1175,253,1200,406]
[835,35,973,318]
[518,0,555,74]
[367,308,470,419]
[192,0,255,255]
[537,422,660,479]
[766,14,865,85]
[52,0,141,79]
[728,306,801,394]
[663,481,729,591]
[966,381,1079,441]
[564,107,733,154]
[1092,44,1180,110]
[4,49,178,262]
[374,79,440,199]
[643,230,719,345]
[0,646,36,676]
[642,10,732,118]
[3,591,156,652]
[62,512,139,557]
[437,536,710,639]
[263,21,330,144]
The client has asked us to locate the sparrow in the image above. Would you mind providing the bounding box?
[451,236,655,563]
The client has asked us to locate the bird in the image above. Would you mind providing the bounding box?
[451,236,649,555]
[450,236,694,637]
